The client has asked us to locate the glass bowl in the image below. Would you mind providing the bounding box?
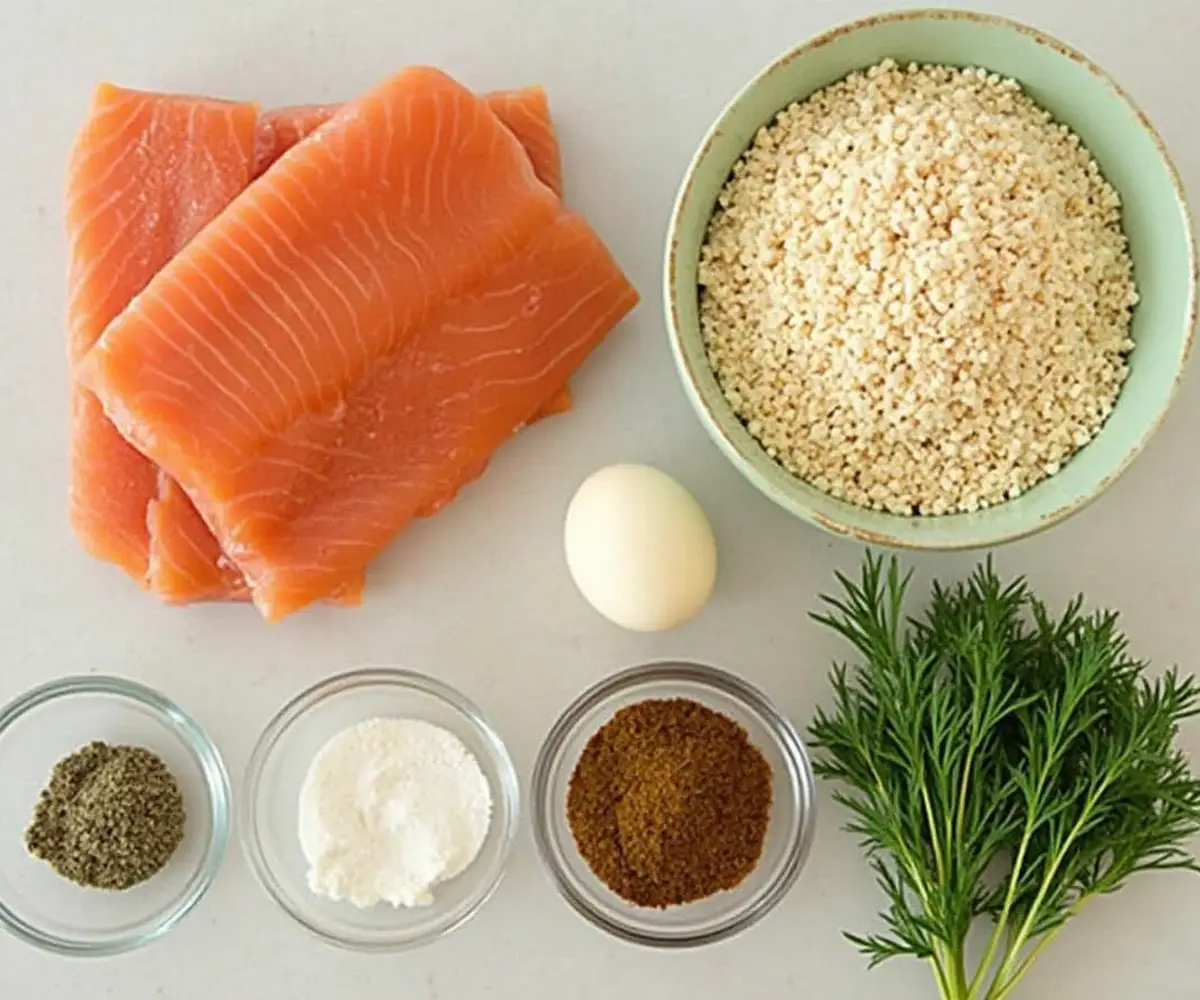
[0,675,231,956]
[242,667,519,952]
[532,660,816,948]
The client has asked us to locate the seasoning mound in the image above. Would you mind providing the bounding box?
[298,717,493,909]
[567,698,772,908]
[699,59,1138,516]
[25,741,186,891]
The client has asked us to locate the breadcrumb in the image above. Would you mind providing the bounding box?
[698,59,1138,515]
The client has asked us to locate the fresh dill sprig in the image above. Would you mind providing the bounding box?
[808,553,1200,1000]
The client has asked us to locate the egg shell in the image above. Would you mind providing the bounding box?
[563,464,718,632]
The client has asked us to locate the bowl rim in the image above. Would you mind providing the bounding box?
[664,6,1198,551]
[0,674,232,957]
[239,666,520,953]
[530,659,818,948]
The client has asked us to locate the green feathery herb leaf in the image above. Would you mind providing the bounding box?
[808,553,1200,1000]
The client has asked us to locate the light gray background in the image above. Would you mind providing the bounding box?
[2,0,1197,996]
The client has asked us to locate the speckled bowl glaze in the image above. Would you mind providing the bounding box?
[665,8,1196,550]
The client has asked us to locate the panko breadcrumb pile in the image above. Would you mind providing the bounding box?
[698,59,1138,515]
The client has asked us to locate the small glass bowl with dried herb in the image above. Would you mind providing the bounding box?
[0,675,230,956]
[532,660,817,947]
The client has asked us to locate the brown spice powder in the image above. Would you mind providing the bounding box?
[566,697,773,907]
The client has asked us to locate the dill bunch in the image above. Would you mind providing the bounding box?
[808,553,1200,1000]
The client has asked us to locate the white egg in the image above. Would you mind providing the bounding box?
[563,463,718,632]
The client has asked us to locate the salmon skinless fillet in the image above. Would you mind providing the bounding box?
[79,66,638,621]
[68,80,572,606]
[251,90,572,422]
[66,85,259,583]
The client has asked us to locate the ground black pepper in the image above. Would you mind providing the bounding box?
[25,741,186,890]
[566,698,773,908]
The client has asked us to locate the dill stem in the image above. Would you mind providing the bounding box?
[984,915,1076,1000]
[994,781,1109,989]
[966,819,1034,999]
[863,760,961,995]
[930,956,954,1000]
[952,948,970,999]
[953,741,976,853]
[921,782,948,883]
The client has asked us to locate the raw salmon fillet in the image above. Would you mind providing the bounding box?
[64,85,363,605]
[465,87,565,200]
[231,212,637,616]
[253,104,341,178]
[69,81,569,605]
[148,476,252,600]
[67,85,259,582]
[253,92,572,419]
[150,474,364,604]
[80,67,638,621]
[153,86,568,604]
[254,87,562,194]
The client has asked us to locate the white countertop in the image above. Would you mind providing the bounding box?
[2,0,1199,995]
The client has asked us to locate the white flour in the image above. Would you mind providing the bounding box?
[298,717,493,908]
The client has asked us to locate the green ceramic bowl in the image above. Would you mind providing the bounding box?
[665,8,1196,549]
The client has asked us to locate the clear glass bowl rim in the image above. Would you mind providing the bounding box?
[530,659,818,948]
[239,666,521,952]
[0,673,232,957]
